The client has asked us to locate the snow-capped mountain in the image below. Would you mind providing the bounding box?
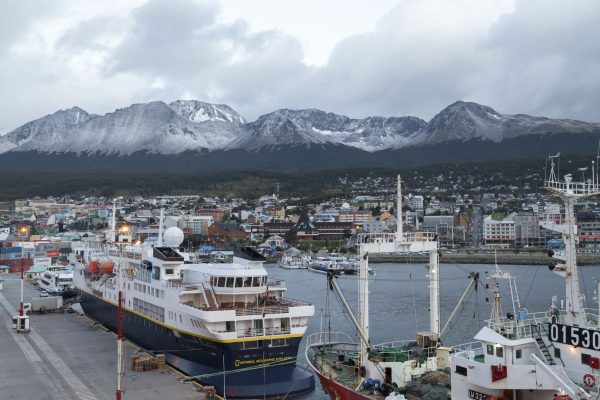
[0,100,597,156]
[0,106,94,153]
[0,101,242,155]
[228,109,427,151]
[168,100,245,125]
[423,101,598,144]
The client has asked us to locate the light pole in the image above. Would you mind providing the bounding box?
[116,224,129,400]
[18,226,27,317]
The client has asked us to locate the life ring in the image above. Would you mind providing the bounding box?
[584,374,595,387]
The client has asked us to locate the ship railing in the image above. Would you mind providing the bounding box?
[357,231,437,245]
[235,327,291,338]
[266,279,286,288]
[451,341,482,353]
[545,179,600,197]
[165,279,182,288]
[180,284,202,292]
[279,297,312,307]
[235,305,290,316]
[306,331,355,347]
[452,345,485,361]
[372,339,419,350]
[486,308,600,338]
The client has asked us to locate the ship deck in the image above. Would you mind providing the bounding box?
[0,273,214,400]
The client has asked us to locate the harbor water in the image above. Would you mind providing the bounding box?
[267,262,600,399]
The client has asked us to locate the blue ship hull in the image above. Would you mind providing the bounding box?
[80,292,314,399]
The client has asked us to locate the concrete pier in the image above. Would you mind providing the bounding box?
[0,274,211,400]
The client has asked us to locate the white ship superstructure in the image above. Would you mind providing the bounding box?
[451,156,600,400]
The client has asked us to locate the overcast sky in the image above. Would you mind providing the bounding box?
[1,0,599,133]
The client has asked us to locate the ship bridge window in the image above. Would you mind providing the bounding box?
[218,277,225,287]
[253,277,261,287]
[262,277,267,285]
[244,277,253,287]
[235,277,243,288]
[496,346,503,358]
[226,278,234,288]
[487,345,493,355]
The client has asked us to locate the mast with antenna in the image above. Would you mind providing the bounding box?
[543,154,600,327]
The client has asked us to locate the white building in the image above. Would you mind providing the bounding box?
[406,194,424,210]
[483,215,516,248]
[179,215,214,235]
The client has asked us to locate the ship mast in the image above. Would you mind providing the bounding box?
[353,174,440,370]
[544,155,600,327]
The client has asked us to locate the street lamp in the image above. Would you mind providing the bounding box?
[115,224,129,400]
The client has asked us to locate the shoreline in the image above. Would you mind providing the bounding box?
[369,252,600,266]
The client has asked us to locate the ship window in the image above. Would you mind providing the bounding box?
[244,277,253,287]
[496,346,503,358]
[582,353,591,364]
[253,277,261,287]
[218,277,225,287]
[241,341,261,350]
[455,365,467,376]
[554,348,561,358]
[166,269,174,275]
[487,345,493,355]
[262,277,267,285]
[515,349,522,359]
[226,321,235,332]
[226,278,234,288]
[235,277,243,288]
[270,339,287,347]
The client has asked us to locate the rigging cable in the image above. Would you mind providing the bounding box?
[522,265,540,308]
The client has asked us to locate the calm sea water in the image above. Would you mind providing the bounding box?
[267,262,600,399]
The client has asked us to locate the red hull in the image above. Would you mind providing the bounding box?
[313,367,370,400]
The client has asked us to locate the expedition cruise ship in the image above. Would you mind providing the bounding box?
[72,227,315,399]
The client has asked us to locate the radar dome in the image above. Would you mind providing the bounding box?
[163,227,184,247]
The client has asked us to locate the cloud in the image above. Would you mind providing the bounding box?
[1,0,600,135]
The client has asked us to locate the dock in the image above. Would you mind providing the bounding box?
[0,274,215,400]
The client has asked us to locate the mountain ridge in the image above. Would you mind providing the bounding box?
[0,100,598,157]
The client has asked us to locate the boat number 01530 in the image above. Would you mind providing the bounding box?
[549,323,600,350]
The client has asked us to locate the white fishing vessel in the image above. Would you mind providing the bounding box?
[305,175,474,399]
[73,214,315,399]
[451,155,600,400]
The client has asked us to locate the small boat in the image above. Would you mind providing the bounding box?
[279,247,310,269]
[37,266,75,295]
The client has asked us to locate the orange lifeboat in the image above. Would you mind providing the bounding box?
[98,261,114,274]
[87,260,99,273]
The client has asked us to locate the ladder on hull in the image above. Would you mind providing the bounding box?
[532,324,555,365]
